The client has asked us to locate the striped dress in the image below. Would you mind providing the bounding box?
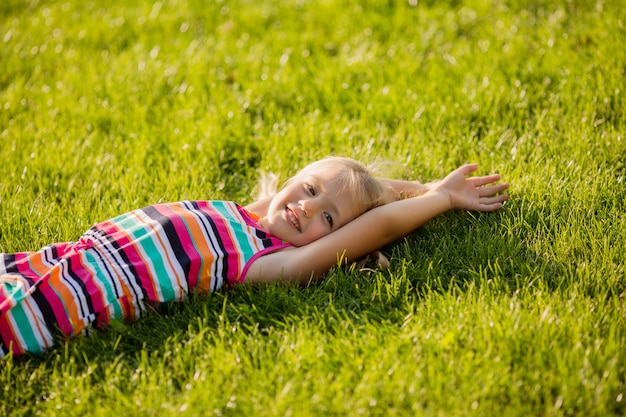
[0,200,290,357]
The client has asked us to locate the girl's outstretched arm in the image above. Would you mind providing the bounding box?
[244,164,509,285]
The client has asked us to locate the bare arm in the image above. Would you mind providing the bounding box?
[244,164,509,285]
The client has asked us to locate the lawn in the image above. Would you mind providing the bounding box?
[1,0,625,415]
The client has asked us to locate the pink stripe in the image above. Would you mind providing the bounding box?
[13,252,41,279]
[0,314,22,355]
[99,220,159,302]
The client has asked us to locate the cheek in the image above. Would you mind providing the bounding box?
[309,221,332,240]
[292,224,328,246]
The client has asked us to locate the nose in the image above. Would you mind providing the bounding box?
[298,198,320,217]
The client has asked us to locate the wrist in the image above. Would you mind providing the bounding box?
[425,187,453,211]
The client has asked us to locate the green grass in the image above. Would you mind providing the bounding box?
[1,0,625,415]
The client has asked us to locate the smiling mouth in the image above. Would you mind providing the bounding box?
[286,207,301,232]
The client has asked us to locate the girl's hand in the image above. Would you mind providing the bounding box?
[432,164,509,212]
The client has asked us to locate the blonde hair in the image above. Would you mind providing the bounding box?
[259,156,393,216]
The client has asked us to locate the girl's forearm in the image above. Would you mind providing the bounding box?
[372,189,452,242]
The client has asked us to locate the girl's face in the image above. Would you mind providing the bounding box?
[259,169,360,246]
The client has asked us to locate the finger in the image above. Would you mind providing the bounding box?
[478,195,509,211]
[478,183,509,197]
[457,163,479,176]
[479,194,509,206]
[468,174,502,187]
[478,202,504,212]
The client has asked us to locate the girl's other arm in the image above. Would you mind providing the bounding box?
[244,196,273,217]
[245,172,279,217]
[377,178,433,200]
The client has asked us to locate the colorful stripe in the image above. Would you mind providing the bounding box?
[0,201,290,356]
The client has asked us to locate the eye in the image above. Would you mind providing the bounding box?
[324,212,334,228]
[306,184,316,196]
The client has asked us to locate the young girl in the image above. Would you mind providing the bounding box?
[0,157,508,357]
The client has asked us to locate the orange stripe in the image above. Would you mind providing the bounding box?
[46,265,84,335]
[26,251,50,277]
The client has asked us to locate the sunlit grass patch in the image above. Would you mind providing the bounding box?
[1,0,625,415]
